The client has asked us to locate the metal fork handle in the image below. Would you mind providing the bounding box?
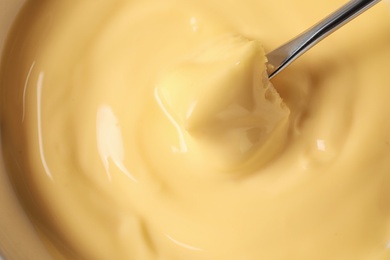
[266,0,381,79]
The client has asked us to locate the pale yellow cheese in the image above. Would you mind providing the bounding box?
[1,0,390,259]
[156,35,289,170]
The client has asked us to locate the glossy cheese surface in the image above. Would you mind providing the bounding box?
[1,0,390,259]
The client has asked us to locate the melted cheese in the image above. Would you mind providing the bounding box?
[1,0,390,259]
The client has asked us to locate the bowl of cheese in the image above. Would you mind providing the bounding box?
[1,0,390,259]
